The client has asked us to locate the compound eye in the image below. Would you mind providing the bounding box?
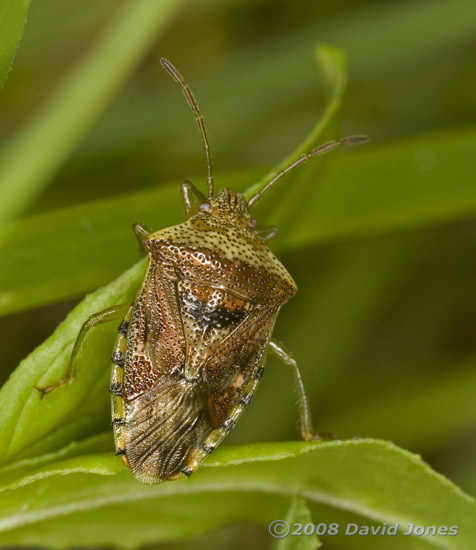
[249,217,258,228]
[200,202,212,213]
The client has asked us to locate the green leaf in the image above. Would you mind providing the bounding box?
[0,259,147,462]
[0,0,31,88]
[284,125,476,247]
[0,0,186,226]
[272,496,321,550]
[243,44,352,244]
[0,440,473,548]
[244,43,347,203]
[0,183,182,316]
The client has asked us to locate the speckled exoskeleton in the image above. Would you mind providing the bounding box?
[37,59,366,484]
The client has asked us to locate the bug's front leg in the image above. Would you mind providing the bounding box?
[268,339,335,441]
[255,225,279,243]
[36,303,131,398]
[180,179,207,219]
[132,223,152,255]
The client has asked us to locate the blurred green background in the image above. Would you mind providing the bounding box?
[0,0,476,548]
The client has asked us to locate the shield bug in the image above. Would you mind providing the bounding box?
[37,58,367,484]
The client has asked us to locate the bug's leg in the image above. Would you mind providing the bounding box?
[132,223,152,255]
[36,303,131,398]
[255,225,279,243]
[180,179,207,219]
[268,339,334,441]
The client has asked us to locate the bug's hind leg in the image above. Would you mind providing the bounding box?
[180,180,207,219]
[36,303,131,398]
[268,339,335,441]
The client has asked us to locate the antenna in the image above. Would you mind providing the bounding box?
[247,135,368,208]
[160,58,214,199]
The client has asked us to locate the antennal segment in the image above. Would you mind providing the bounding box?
[247,135,368,208]
[160,58,214,199]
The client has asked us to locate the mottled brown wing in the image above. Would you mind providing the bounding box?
[123,371,212,484]
[175,278,279,429]
[204,305,278,428]
[123,263,184,400]
[122,264,213,483]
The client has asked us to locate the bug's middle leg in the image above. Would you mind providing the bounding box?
[36,303,131,398]
[268,339,334,441]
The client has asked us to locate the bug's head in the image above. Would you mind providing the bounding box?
[199,188,258,230]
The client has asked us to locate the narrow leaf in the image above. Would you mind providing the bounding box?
[0,440,473,549]
[0,0,31,88]
[0,0,186,225]
[245,43,347,203]
[0,259,147,462]
[273,495,321,550]
[285,125,476,247]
